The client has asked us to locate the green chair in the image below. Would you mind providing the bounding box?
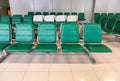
[23,15,33,24]
[99,13,108,23]
[94,13,101,23]
[0,23,11,52]
[108,13,114,18]
[64,12,70,16]
[50,12,56,15]
[12,15,22,26]
[115,13,120,19]
[0,14,10,24]
[57,12,63,15]
[71,12,77,15]
[100,16,109,28]
[7,23,34,52]
[61,23,85,52]
[112,21,120,34]
[78,13,86,20]
[35,12,41,15]
[43,12,49,16]
[28,12,34,16]
[103,17,118,34]
[84,23,112,53]
[34,23,57,52]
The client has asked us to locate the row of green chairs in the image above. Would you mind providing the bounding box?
[94,13,120,24]
[0,23,112,54]
[101,17,120,35]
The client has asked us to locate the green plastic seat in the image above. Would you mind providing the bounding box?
[50,12,56,15]
[23,15,33,24]
[12,15,22,26]
[84,23,112,53]
[94,13,101,23]
[61,23,85,52]
[103,17,118,34]
[78,13,85,20]
[71,12,77,15]
[108,13,114,18]
[99,13,108,24]
[64,12,70,16]
[111,21,120,34]
[115,13,120,19]
[34,23,57,52]
[7,23,34,52]
[0,23,11,52]
[35,12,41,15]
[0,14,10,24]
[100,16,109,28]
[43,12,49,16]
[28,12,34,16]
[57,12,63,15]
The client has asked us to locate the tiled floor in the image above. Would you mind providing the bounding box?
[0,38,120,81]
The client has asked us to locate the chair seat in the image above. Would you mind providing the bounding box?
[34,44,57,52]
[0,43,10,52]
[7,43,33,52]
[84,44,112,52]
[61,44,85,52]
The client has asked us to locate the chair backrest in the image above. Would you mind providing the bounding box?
[0,23,11,42]
[61,23,79,43]
[57,12,63,15]
[106,17,118,30]
[0,14,10,24]
[78,13,85,20]
[23,15,33,24]
[44,15,55,22]
[100,16,109,27]
[108,13,114,18]
[94,13,101,23]
[115,13,120,19]
[16,23,34,43]
[71,12,77,15]
[114,21,120,33]
[84,23,102,43]
[64,12,70,16]
[56,15,66,22]
[50,12,56,15]
[43,12,49,16]
[67,15,78,22]
[35,12,41,15]
[12,15,22,25]
[38,23,56,43]
[33,15,43,22]
[28,12,34,16]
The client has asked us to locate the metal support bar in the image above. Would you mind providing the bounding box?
[0,50,8,63]
[83,47,96,64]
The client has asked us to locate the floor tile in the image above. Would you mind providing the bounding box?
[0,72,24,81]
[49,72,74,81]
[5,63,28,71]
[72,72,99,81]
[27,64,49,72]
[96,71,120,81]
[50,64,70,72]
[23,72,48,81]
[70,64,93,72]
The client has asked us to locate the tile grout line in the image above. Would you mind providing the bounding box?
[21,63,30,81]
[48,54,50,81]
[68,55,75,81]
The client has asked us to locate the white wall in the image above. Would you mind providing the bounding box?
[9,0,93,21]
[95,0,120,13]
